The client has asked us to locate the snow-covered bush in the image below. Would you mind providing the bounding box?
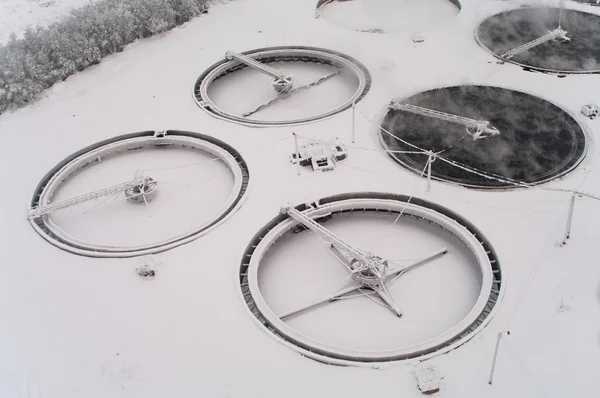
[0,0,209,114]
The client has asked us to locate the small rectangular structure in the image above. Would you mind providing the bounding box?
[412,32,425,43]
[581,104,599,119]
[414,363,442,394]
[290,142,347,172]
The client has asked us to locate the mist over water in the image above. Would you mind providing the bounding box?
[381,86,587,188]
[477,7,600,72]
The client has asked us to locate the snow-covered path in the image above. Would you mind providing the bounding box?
[1,0,600,397]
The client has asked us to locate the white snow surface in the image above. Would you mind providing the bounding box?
[0,0,91,44]
[1,0,600,397]
[318,0,460,33]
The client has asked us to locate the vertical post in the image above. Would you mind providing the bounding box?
[427,152,433,192]
[351,101,356,143]
[561,194,576,245]
[293,132,301,176]
[558,0,565,28]
[488,332,503,385]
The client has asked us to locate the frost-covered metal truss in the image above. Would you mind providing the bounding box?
[501,27,570,60]
[279,204,448,318]
[28,176,156,220]
[225,50,294,93]
[388,101,500,140]
[240,193,503,365]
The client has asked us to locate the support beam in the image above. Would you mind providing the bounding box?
[29,177,151,220]
[385,247,448,282]
[225,50,289,80]
[501,27,570,60]
[427,151,434,192]
[561,194,576,245]
[282,205,365,261]
[278,284,361,319]
[389,101,500,140]
[488,332,504,385]
[351,101,356,143]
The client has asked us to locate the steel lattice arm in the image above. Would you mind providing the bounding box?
[277,204,449,320]
[29,177,151,220]
[501,27,570,59]
[281,204,365,262]
[388,101,500,140]
[277,246,448,319]
[225,50,291,80]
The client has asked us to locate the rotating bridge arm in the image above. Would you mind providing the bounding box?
[388,101,500,140]
[277,205,450,320]
[501,27,570,60]
[281,204,365,265]
[225,50,291,81]
[28,177,151,220]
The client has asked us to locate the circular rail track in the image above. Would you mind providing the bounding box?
[239,192,502,366]
[29,130,250,258]
[193,46,371,127]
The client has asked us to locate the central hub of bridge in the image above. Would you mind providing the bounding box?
[350,253,388,287]
[125,177,158,203]
[225,50,294,94]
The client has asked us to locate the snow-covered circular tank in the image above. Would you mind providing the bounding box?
[28,130,250,257]
[475,7,600,74]
[239,193,502,365]
[316,0,461,34]
[193,46,371,127]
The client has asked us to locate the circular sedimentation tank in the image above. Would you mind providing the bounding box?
[572,1,600,6]
[476,7,600,74]
[29,130,250,257]
[317,0,461,34]
[239,193,502,366]
[379,85,587,189]
[193,46,371,127]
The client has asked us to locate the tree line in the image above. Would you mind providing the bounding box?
[0,0,210,114]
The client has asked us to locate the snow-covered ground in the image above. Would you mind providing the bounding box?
[318,0,460,33]
[2,0,600,397]
[0,0,90,44]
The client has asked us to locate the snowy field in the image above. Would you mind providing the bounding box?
[0,0,90,44]
[2,0,600,397]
